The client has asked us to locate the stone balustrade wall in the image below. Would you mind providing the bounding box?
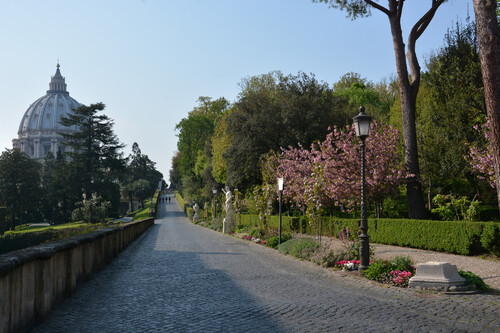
[0,218,154,333]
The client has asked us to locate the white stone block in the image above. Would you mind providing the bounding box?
[409,262,466,290]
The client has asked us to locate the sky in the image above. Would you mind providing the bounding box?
[0,0,472,183]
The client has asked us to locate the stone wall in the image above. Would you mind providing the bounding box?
[0,218,154,333]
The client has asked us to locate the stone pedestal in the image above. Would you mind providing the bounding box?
[193,203,199,222]
[223,208,234,234]
[409,262,466,290]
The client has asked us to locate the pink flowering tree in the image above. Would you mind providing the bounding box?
[466,123,495,188]
[277,122,403,217]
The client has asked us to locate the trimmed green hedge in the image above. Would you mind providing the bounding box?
[174,193,499,256]
[0,230,59,255]
[238,214,500,256]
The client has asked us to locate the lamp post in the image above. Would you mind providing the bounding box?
[16,183,22,230]
[353,106,372,271]
[278,177,284,245]
[212,187,217,220]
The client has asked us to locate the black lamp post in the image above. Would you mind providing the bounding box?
[353,106,372,271]
[16,183,22,230]
[278,177,284,245]
[212,187,217,220]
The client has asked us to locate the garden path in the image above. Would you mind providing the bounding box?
[32,196,499,332]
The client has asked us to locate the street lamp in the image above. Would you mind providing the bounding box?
[16,183,22,230]
[353,106,372,271]
[278,177,284,245]
[212,186,217,220]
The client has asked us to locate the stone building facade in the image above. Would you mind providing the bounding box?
[12,64,81,159]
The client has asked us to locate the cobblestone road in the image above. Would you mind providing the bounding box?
[33,197,500,332]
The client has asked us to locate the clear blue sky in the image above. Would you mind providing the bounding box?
[0,0,471,182]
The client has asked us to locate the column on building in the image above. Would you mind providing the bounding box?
[51,138,58,155]
[34,139,41,159]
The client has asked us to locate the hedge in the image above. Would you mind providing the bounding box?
[237,214,500,256]
[174,193,500,256]
[0,229,60,255]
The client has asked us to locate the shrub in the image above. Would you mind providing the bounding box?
[312,249,349,268]
[363,256,414,284]
[278,238,320,260]
[0,230,59,255]
[431,194,480,221]
[338,227,360,260]
[266,234,292,249]
[480,223,500,256]
[248,227,262,238]
[458,270,490,291]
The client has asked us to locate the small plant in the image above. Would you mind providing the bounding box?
[390,270,412,287]
[72,193,110,224]
[431,194,480,221]
[312,249,349,268]
[248,227,262,238]
[335,259,361,271]
[338,227,360,260]
[458,270,490,291]
[266,234,292,249]
[278,238,320,260]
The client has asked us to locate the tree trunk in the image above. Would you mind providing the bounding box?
[388,13,426,219]
[473,0,500,213]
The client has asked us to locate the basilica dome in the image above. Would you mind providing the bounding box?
[12,64,81,159]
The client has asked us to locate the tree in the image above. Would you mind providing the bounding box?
[174,97,229,201]
[278,122,403,217]
[467,122,495,188]
[60,102,126,215]
[211,111,232,184]
[0,149,42,229]
[314,0,448,219]
[473,0,500,212]
[169,151,183,191]
[225,71,350,192]
[127,142,163,200]
[418,17,485,205]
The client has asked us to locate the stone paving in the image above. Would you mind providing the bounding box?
[32,197,500,332]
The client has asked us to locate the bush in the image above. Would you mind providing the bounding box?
[311,249,349,268]
[363,256,414,284]
[266,234,292,249]
[458,270,490,291]
[278,238,320,260]
[480,223,500,256]
[0,230,59,255]
[248,227,262,238]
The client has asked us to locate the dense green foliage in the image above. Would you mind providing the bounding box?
[122,142,164,210]
[266,234,292,249]
[458,270,490,291]
[0,230,59,255]
[0,149,43,230]
[225,71,351,192]
[59,103,126,218]
[362,256,414,283]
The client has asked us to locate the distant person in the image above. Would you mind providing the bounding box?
[168,197,171,203]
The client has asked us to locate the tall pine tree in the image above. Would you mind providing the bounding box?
[60,103,126,215]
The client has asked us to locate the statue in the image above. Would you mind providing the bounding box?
[222,186,232,211]
[193,202,200,222]
[222,186,234,233]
